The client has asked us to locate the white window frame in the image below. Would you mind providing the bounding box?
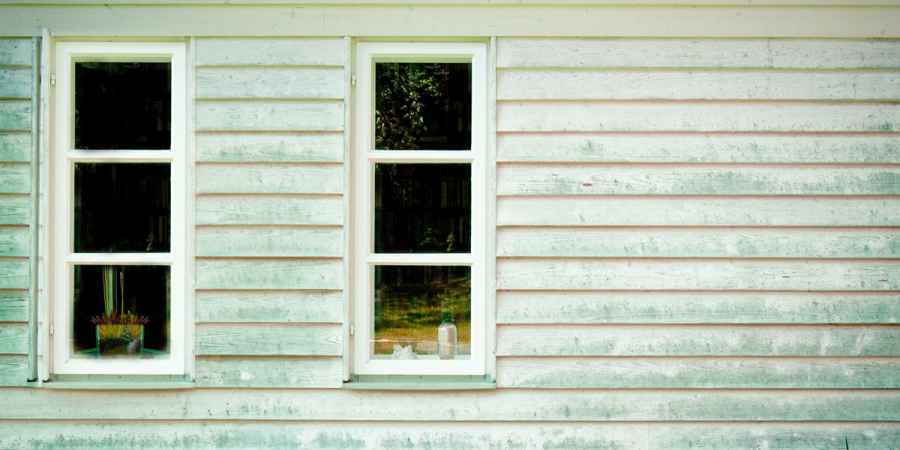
[353,42,487,376]
[51,42,187,375]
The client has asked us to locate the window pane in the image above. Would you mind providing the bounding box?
[375,62,471,150]
[374,163,470,253]
[74,163,170,253]
[71,265,170,358]
[75,62,171,150]
[373,266,470,360]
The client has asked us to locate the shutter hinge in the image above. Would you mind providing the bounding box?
[349,323,355,336]
[49,73,56,87]
[350,75,357,87]
[49,323,54,336]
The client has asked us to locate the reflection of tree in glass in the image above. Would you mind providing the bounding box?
[376,63,449,150]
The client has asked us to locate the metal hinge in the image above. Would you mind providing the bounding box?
[49,323,54,336]
[349,323,355,336]
[350,75,357,87]
[49,73,56,87]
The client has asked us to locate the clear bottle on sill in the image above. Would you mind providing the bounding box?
[437,311,457,360]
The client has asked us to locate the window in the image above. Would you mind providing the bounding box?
[51,42,187,375]
[353,42,487,376]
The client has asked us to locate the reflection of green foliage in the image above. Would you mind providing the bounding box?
[375,63,450,150]
[418,227,456,253]
[374,275,470,332]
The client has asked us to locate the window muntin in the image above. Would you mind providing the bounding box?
[354,42,487,376]
[52,42,186,375]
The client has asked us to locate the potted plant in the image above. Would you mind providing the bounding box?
[89,266,149,355]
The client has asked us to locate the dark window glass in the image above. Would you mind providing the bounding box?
[373,265,470,359]
[374,163,470,253]
[375,62,471,150]
[75,62,171,150]
[74,163,170,253]
[71,265,170,358]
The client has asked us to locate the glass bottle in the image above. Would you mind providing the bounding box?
[437,311,457,360]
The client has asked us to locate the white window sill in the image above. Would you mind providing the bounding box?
[38,374,194,390]
[343,375,495,391]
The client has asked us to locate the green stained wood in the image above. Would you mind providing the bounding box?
[195,357,342,387]
[196,133,343,163]
[196,67,345,99]
[497,228,900,259]
[0,101,31,131]
[0,226,28,257]
[196,164,343,194]
[0,291,27,322]
[498,197,900,226]
[497,291,900,324]
[196,227,342,257]
[0,133,31,162]
[196,290,343,323]
[497,134,900,164]
[196,101,343,132]
[0,356,27,386]
[196,195,343,225]
[496,325,900,356]
[0,69,32,99]
[196,259,342,290]
[196,324,342,356]
[0,195,30,225]
[0,163,31,194]
[0,259,28,289]
[4,389,900,421]
[195,38,346,67]
[498,165,900,196]
[497,357,900,388]
[0,39,32,67]
[0,323,28,354]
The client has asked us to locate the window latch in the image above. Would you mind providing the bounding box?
[349,323,355,336]
[49,73,56,87]
[350,75,357,87]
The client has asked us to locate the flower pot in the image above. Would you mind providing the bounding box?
[95,324,144,355]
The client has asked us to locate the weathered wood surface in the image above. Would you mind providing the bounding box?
[1,422,899,450]
[0,323,28,354]
[497,165,900,196]
[497,228,900,259]
[0,162,30,194]
[0,68,32,98]
[497,259,900,291]
[0,226,28,257]
[0,291,27,322]
[496,134,900,163]
[496,291,900,324]
[196,227,342,257]
[196,195,342,225]
[195,357,343,388]
[497,197,900,226]
[0,101,31,131]
[496,325,900,356]
[497,101,900,132]
[196,259,343,290]
[498,70,900,101]
[0,259,28,289]
[197,67,344,99]
[196,290,343,323]
[497,357,900,388]
[196,324,342,356]
[196,38,346,67]
[196,133,343,163]
[0,356,26,386]
[196,101,343,131]
[497,38,900,69]
[0,133,30,162]
[4,389,900,421]
[196,164,343,194]
[0,39,32,66]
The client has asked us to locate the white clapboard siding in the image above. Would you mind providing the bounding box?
[196,101,344,132]
[0,134,32,162]
[195,38,346,67]
[196,227,342,258]
[195,259,343,290]
[196,195,343,225]
[196,290,344,324]
[196,133,344,163]
[0,69,32,99]
[196,67,344,99]
[194,357,344,388]
[196,164,343,194]
[196,324,342,356]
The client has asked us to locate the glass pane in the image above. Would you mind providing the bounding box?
[71,265,170,359]
[375,62,471,150]
[374,163,470,253]
[74,163,170,253]
[75,62,171,150]
[373,266,471,360]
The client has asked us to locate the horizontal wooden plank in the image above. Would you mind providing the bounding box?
[196,324,342,356]
[0,226,27,257]
[196,67,344,99]
[0,68,31,98]
[196,259,343,290]
[0,163,30,194]
[497,38,900,69]
[0,323,27,354]
[0,101,30,131]
[4,389,900,421]
[195,38,346,66]
[496,134,900,164]
[497,101,900,132]
[0,259,27,289]
[197,227,342,257]
[1,422,899,450]
[0,39,31,67]
[496,291,900,325]
[196,101,343,132]
[0,291,27,322]
[497,228,900,259]
[196,195,343,225]
[195,357,342,388]
[498,259,900,291]
[498,357,900,388]
[196,290,343,323]
[498,165,900,196]
[196,133,343,163]
[498,197,900,227]
[499,70,900,101]
[496,325,900,356]
[196,164,343,194]
[0,355,26,386]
